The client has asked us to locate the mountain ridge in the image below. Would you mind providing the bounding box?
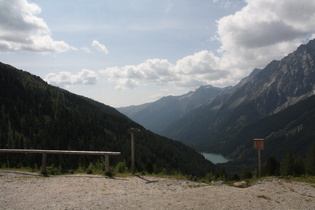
[118,64,263,136]
[118,84,234,135]
[163,39,315,147]
[118,39,315,172]
[0,62,215,177]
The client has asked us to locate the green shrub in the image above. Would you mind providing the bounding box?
[46,164,62,175]
[114,161,128,174]
[86,163,95,174]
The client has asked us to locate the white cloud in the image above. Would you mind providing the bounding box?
[175,51,220,75]
[0,0,71,53]
[113,78,139,90]
[174,51,229,87]
[92,40,109,55]
[80,46,91,53]
[44,69,98,87]
[103,59,176,86]
[100,51,229,89]
[213,0,233,9]
[99,0,315,91]
[215,0,315,78]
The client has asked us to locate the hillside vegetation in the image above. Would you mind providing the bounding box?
[0,62,215,177]
[162,40,315,172]
[117,40,315,175]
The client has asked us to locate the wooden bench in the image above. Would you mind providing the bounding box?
[0,149,120,175]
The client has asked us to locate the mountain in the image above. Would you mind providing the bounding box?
[118,85,233,135]
[0,62,215,177]
[118,65,262,136]
[163,39,315,151]
[233,68,261,89]
[221,94,315,173]
[159,39,315,173]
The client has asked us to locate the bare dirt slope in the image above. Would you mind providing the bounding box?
[0,171,314,209]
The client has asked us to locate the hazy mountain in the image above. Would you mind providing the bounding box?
[163,39,315,150]
[118,85,233,135]
[0,62,215,177]
[118,64,262,136]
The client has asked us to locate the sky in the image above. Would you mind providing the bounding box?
[1,0,315,108]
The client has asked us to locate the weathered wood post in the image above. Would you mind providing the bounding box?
[105,154,110,175]
[41,153,47,175]
[128,128,140,174]
[254,138,264,177]
[131,132,135,174]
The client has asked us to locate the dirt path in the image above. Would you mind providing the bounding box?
[0,171,314,209]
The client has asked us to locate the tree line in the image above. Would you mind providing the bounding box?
[0,62,216,177]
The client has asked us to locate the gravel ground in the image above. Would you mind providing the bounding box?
[0,170,314,209]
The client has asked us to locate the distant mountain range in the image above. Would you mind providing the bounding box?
[118,85,234,135]
[2,39,314,175]
[118,67,261,136]
[119,39,315,170]
[0,62,215,177]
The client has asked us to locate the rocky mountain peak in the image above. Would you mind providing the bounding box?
[162,39,315,147]
[227,39,315,114]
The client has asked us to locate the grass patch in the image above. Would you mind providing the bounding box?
[0,167,40,173]
[288,175,315,184]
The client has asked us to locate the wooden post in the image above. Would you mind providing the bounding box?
[128,128,140,174]
[41,153,47,175]
[105,155,110,174]
[258,149,262,177]
[254,139,264,178]
[131,132,135,174]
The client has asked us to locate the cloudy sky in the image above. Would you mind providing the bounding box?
[1,0,315,107]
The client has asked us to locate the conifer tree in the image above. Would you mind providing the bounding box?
[305,143,315,175]
[263,156,279,176]
[280,152,294,176]
[293,157,304,177]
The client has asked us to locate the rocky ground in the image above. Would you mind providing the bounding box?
[0,170,314,209]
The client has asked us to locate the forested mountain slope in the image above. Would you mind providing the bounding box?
[0,62,215,177]
[219,95,315,173]
[164,39,315,150]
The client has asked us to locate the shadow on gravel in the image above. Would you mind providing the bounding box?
[0,170,41,177]
[63,175,106,179]
[135,175,158,184]
[104,176,129,181]
[60,174,128,181]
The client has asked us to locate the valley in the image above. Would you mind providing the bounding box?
[1,40,315,177]
[119,39,315,173]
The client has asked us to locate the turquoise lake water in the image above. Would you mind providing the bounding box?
[201,152,231,164]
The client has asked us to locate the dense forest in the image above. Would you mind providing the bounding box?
[218,95,315,175]
[0,62,215,177]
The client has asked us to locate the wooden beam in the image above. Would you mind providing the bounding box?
[0,149,120,156]
[0,149,120,176]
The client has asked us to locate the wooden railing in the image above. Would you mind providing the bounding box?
[0,149,120,175]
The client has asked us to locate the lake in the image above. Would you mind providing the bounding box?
[201,152,231,164]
